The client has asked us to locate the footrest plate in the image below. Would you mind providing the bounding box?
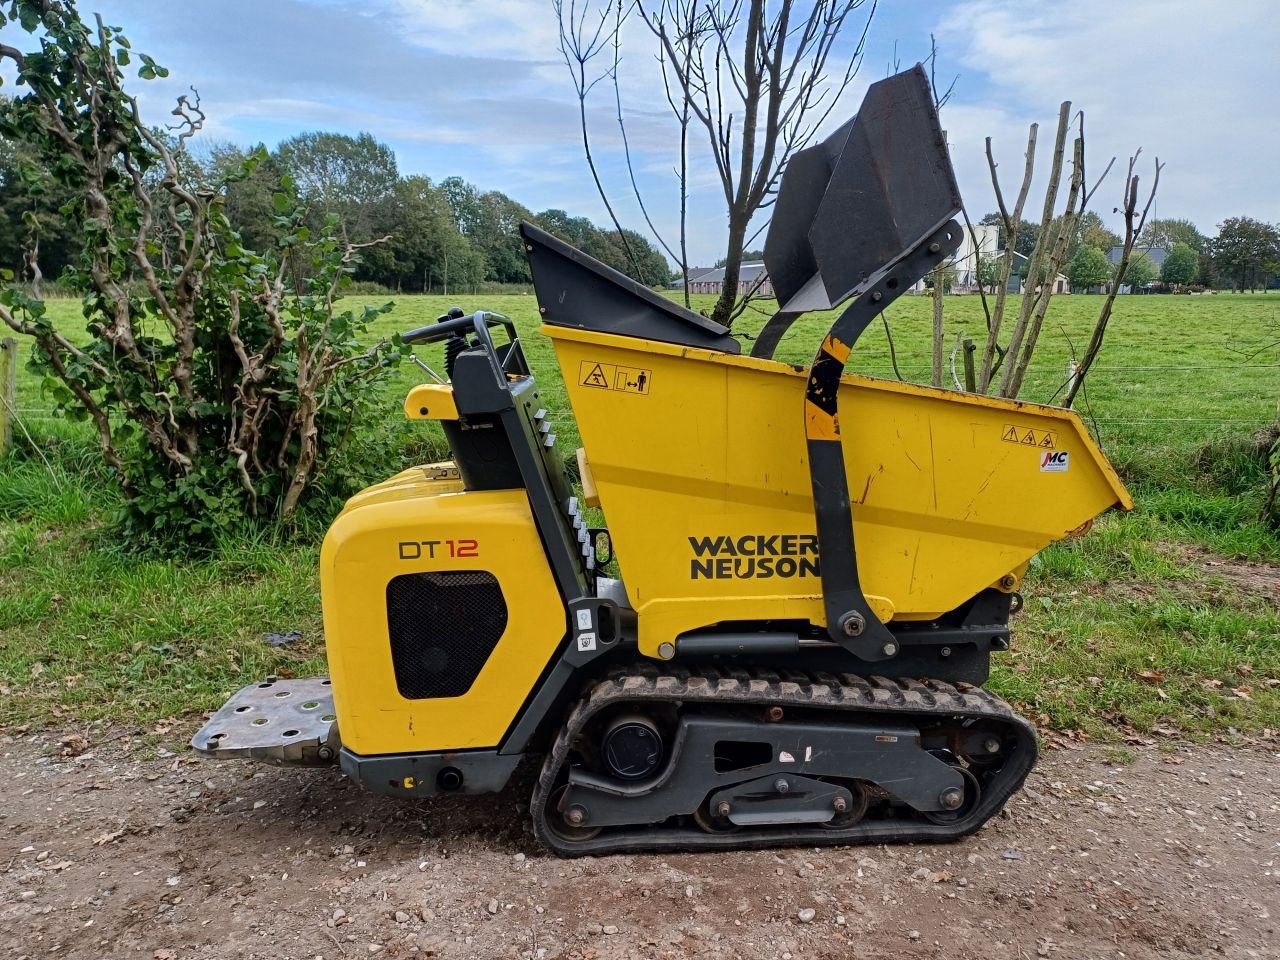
[191,676,337,767]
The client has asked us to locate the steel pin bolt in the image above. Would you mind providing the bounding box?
[929,242,941,253]
[841,612,866,637]
[832,796,848,814]
[774,778,790,794]
[766,706,785,722]
[882,640,899,657]
[984,737,1002,754]
[716,801,732,818]
[565,805,587,827]
[1000,574,1017,590]
[939,787,964,810]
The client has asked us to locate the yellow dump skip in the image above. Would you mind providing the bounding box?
[547,324,1132,658]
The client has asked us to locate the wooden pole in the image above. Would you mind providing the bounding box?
[0,337,15,457]
[962,337,977,393]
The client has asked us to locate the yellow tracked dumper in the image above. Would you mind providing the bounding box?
[193,66,1131,855]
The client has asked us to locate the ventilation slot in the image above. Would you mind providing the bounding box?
[386,571,507,700]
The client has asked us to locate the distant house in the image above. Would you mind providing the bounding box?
[677,261,774,297]
[669,267,716,290]
[1107,245,1169,270]
[953,223,1001,293]
[1002,250,1071,295]
[1106,245,1168,293]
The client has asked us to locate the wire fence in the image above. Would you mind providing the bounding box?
[7,365,1278,434]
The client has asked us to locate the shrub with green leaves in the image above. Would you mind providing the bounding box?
[0,1,406,543]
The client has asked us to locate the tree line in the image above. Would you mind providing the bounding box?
[978,211,1280,293]
[0,128,672,295]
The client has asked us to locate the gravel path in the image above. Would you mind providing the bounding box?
[2,730,1276,959]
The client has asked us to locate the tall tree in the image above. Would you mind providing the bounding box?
[1210,216,1280,292]
[1123,251,1157,289]
[201,142,287,255]
[1139,217,1206,252]
[275,132,398,238]
[441,177,533,284]
[537,209,670,285]
[1076,210,1121,253]
[363,176,484,293]
[557,0,877,326]
[0,119,77,290]
[1160,241,1198,288]
[1066,245,1110,291]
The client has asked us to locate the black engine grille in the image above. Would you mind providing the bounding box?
[386,571,508,700]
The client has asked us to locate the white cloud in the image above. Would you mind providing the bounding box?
[386,0,561,62]
[936,0,1279,234]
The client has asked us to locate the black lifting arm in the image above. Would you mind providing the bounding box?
[754,64,966,659]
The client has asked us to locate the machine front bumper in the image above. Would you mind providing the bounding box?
[191,676,338,767]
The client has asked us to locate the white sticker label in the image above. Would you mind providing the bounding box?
[778,750,795,763]
[575,609,593,630]
[804,746,813,762]
[1040,450,1069,472]
[576,631,597,652]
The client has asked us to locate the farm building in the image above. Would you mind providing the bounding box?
[1106,244,1168,293]
[676,262,775,297]
[1005,250,1071,295]
[1107,245,1169,270]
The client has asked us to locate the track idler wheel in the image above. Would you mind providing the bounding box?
[546,784,602,843]
[820,780,870,829]
[693,799,740,834]
[922,767,982,826]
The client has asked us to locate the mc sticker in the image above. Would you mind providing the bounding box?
[1040,450,1069,473]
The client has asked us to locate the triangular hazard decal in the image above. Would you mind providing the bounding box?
[1039,433,1055,448]
[581,363,609,387]
[1001,425,1019,443]
[1021,429,1037,445]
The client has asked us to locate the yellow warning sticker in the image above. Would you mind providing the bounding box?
[579,360,651,395]
[1001,423,1057,448]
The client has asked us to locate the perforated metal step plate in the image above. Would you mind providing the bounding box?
[191,676,337,767]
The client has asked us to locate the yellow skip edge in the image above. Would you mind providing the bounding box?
[404,383,458,421]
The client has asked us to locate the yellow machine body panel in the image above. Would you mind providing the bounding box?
[320,470,564,755]
[546,324,1132,658]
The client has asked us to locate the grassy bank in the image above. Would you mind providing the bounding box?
[1,291,1277,738]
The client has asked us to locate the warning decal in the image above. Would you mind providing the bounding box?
[580,362,612,388]
[1001,423,1057,448]
[578,360,652,395]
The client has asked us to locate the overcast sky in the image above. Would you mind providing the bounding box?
[24,0,1279,266]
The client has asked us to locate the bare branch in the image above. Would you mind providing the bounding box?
[999,100,1072,398]
[1065,153,1163,406]
[978,122,1038,391]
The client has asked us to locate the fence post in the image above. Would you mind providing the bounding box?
[961,337,977,393]
[0,337,16,457]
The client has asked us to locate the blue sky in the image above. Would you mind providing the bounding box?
[14,0,1279,266]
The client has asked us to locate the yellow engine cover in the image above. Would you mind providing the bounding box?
[547,325,1132,659]
[320,465,565,755]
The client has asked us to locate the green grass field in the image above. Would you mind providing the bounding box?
[1,290,1277,739]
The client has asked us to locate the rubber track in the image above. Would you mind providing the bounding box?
[531,665,1038,857]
